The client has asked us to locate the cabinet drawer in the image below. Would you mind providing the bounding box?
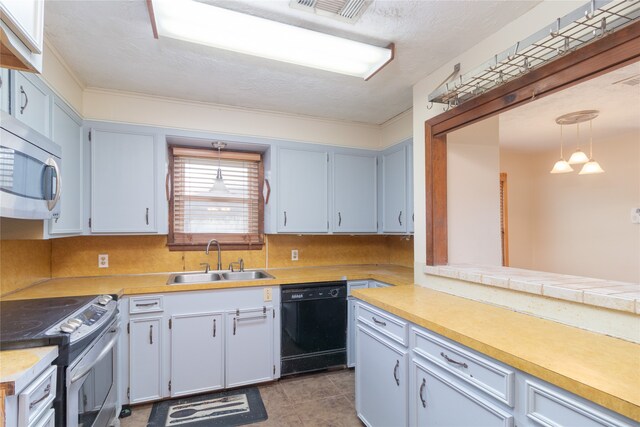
[357,303,408,346]
[347,281,368,296]
[526,381,633,427]
[18,366,57,427]
[129,296,163,314]
[412,327,515,407]
[30,408,54,427]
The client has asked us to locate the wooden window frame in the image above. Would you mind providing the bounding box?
[168,146,265,251]
[425,21,640,266]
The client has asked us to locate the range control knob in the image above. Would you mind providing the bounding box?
[330,289,339,297]
[98,295,113,306]
[60,323,77,334]
[68,318,83,327]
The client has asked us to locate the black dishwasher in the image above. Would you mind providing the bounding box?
[281,281,347,376]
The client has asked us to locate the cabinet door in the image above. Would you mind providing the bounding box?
[226,308,273,388]
[48,102,82,235]
[171,313,224,397]
[407,143,414,233]
[130,317,163,403]
[91,129,157,232]
[1,68,9,113]
[277,148,328,232]
[0,0,44,53]
[333,153,377,232]
[12,72,49,137]
[412,361,513,427]
[356,324,408,427]
[382,145,407,233]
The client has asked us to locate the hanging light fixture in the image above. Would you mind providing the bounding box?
[207,141,231,196]
[552,110,602,176]
[550,124,573,174]
[579,119,605,175]
[567,122,589,165]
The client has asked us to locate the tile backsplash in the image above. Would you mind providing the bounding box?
[1,234,414,295]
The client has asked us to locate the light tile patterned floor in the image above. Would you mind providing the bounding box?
[120,369,363,427]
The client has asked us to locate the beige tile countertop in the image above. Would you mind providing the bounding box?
[352,285,640,422]
[424,264,640,314]
[0,346,58,395]
[0,264,414,301]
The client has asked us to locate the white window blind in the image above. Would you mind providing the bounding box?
[170,147,263,247]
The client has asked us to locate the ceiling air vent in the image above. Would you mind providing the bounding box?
[612,74,640,87]
[290,0,371,24]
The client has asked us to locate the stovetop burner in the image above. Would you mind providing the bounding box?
[0,295,95,343]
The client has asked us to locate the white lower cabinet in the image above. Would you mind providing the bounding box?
[356,323,408,427]
[170,312,224,397]
[355,300,637,427]
[129,316,163,403]
[226,307,274,388]
[411,360,513,427]
[124,287,279,405]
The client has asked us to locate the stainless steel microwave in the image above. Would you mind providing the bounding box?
[0,111,62,219]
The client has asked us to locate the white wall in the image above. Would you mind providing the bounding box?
[380,108,413,149]
[40,40,84,115]
[82,88,384,150]
[412,0,582,275]
[501,131,640,283]
[447,117,502,265]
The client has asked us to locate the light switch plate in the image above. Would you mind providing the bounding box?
[264,288,273,302]
[291,249,298,261]
[98,254,109,268]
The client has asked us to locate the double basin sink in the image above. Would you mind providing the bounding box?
[167,270,274,285]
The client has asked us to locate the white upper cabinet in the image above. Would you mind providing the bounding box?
[333,153,377,233]
[48,102,82,235]
[382,144,407,233]
[12,72,50,137]
[277,147,329,233]
[90,129,157,233]
[0,0,44,72]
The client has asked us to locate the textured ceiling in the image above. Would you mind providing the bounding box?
[500,61,640,152]
[44,0,540,124]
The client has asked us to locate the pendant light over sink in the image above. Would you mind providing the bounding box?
[207,141,231,196]
[551,110,603,175]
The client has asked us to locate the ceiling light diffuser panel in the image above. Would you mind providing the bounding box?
[149,0,393,79]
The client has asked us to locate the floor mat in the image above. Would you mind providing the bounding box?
[147,388,267,427]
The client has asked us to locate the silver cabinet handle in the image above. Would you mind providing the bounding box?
[213,318,216,337]
[372,316,386,327]
[393,360,400,386]
[233,317,237,335]
[284,211,287,227]
[440,352,468,368]
[398,211,403,226]
[338,212,342,227]
[29,383,51,410]
[145,207,149,225]
[136,302,157,307]
[149,325,153,344]
[19,86,28,114]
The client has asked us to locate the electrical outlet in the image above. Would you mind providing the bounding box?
[264,287,273,302]
[98,254,109,268]
[632,207,640,224]
[291,249,298,261]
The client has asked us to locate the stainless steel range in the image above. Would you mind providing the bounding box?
[0,295,119,427]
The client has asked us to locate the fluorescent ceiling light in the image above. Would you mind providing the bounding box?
[149,0,393,80]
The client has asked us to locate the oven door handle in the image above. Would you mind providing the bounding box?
[70,327,119,384]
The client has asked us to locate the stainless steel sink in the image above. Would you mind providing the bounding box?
[221,270,274,281]
[167,272,223,285]
[167,270,273,285]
